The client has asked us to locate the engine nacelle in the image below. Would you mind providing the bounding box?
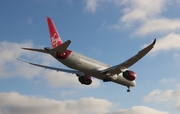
[122,70,136,81]
[78,75,92,85]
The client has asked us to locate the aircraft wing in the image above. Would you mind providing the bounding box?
[101,39,156,75]
[17,59,84,75]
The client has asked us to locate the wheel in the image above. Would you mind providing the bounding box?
[127,86,130,92]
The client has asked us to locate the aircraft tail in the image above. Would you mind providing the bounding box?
[47,16,63,48]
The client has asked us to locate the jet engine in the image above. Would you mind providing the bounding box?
[78,75,92,85]
[122,70,136,81]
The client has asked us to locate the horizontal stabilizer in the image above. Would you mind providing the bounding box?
[22,40,71,54]
[22,48,49,54]
[53,40,71,53]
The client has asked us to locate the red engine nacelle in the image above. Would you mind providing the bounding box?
[78,75,92,85]
[122,70,136,81]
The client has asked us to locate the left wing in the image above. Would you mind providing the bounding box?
[17,59,84,75]
[101,39,156,75]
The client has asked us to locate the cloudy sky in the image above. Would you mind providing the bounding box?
[1,0,180,114]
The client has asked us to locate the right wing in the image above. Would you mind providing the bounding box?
[101,39,156,75]
[17,59,84,75]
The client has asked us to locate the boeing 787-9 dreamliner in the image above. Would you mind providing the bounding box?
[19,17,156,92]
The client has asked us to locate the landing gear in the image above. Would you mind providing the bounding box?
[103,75,112,82]
[127,86,130,92]
[103,78,112,82]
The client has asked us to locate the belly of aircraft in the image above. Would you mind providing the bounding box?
[56,52,136,87]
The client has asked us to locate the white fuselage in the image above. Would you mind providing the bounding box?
[49,49,136,87]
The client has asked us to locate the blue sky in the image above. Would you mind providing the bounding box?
[1,0,180,114]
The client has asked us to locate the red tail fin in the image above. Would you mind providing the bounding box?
[46,16,63,48]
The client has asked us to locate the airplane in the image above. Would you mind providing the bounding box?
[19,17,156,92]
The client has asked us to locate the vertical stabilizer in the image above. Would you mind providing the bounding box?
[46,16,63,48]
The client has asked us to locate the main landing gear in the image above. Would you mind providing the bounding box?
[103,76,112,82]
[127,86,130,92]
[103,78,112,82]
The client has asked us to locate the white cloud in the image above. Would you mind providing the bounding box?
[122,0,180,37]
[84,0,99,12]
[159,78,176,84]
[105,0,168,29]
[44,71,101,88]
[102,0,180,38]
[0,92,113,114]
[114,106,168,114]
[134,18,180,35]
[142,33,180,54]
[0,41,40,79]
[83,0,180,38]
[44,71,81,87]
[121,0,168,23]
[84,0,176,37]
[144,89,180,109]
[0,92,169,114]
[144,89,173,102]
[84,0,126,12]
[151,33,180,53]
[177,84,180,88]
